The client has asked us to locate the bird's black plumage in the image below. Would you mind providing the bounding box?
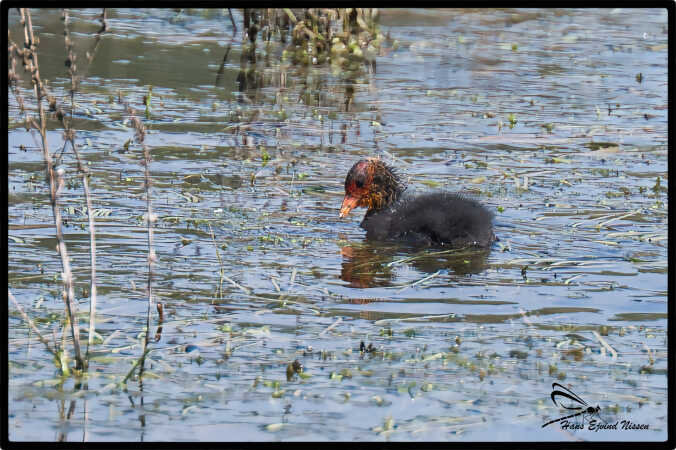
[360,191,495,248]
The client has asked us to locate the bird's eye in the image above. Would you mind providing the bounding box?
[355,179,364,189]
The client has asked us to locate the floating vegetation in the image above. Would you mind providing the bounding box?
[239,8,386,77]
[509,349,528,359]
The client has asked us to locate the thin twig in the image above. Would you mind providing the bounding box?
[83,9,108,67]
[208,223,225,301]
[395,270,442,293]
[385,248,458,268]
[215,41,233,87]
[117,89,155,381]
[289,268,297,288]
[83,397,89,442]
[8,289,58,358]
[319,317,342,336]
[121,347,151,386]
[596,209,642,229]
[228,8,237,34]
[223,274,251,294]
[373,313,456,326]
[138,108,155,379]
[591,330,618,360]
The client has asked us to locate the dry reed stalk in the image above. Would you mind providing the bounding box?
[125,103,156,379]
[227,8,236,33]
[113,82,159,381]
[61,9,99,355]
[19,8,84,370]
[85,9,108,65]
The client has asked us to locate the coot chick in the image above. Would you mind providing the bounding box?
[339,158,495,248]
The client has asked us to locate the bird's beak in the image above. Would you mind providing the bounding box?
[339,195,360,218]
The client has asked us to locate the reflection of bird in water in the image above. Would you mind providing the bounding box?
[339,242,490,290]
[340,158,496,248]
[409,247,491,276]
[340,244,396,289]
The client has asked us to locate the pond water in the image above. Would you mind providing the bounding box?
[7,8,668,442]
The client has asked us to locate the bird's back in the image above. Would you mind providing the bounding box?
[361,192,495,248]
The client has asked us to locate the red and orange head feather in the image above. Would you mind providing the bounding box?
[340,158,405,218]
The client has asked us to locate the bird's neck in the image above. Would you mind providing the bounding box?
[366,183,405,214]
